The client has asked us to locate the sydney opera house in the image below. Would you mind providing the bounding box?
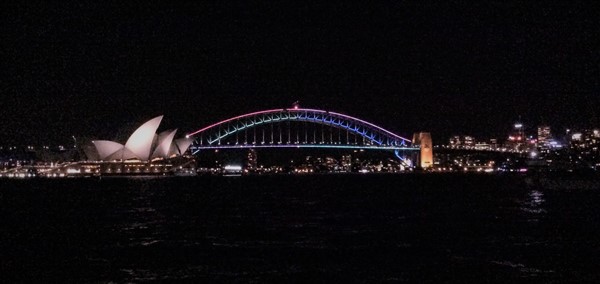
[86,115,193,162]
[67,116,196,176]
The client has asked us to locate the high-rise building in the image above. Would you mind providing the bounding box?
[568,129,600,167]
[537,126,551,150]
[569,129,600,150]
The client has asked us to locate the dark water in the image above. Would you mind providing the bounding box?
[1,174,600,283]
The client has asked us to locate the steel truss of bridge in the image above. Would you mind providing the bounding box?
[186,108,414,152]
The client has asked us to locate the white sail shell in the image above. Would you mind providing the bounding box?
[124,115,163,161]
[92,140,125,160]
[152,129,177,159]
[174,137,194,155]
[90,115,190,161]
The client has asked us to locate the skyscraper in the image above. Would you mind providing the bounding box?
[537,126,551,150]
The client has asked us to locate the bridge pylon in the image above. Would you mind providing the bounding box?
[413,132,433,169]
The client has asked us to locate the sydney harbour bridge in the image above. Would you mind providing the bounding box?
[186,106,433,168]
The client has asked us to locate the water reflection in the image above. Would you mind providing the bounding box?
[521,190,547,216]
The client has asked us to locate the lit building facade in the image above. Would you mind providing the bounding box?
[413,132,433,169]
[90,115,193,162]
[246,149,258,172]
[568,129,600,169]
[537,126,552,151]
[506,122,526,151]
[449,135,475,148]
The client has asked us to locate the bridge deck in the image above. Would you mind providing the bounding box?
[191,144,418,151]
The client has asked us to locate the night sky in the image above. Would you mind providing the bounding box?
[2,2,598,146]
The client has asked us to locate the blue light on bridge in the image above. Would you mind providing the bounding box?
[187,108,413,150]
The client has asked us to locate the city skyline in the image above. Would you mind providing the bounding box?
[2,2,598,146]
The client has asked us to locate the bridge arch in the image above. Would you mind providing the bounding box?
[187,108,412,149]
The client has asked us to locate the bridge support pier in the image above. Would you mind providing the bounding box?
[413,132,433,169]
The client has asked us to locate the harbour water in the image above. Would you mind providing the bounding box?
[1,174,599,282]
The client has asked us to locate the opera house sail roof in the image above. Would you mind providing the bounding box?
[124,115,163,161]
[90,115,193,161]
[152,129,178,159]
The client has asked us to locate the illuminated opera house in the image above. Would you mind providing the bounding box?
[87,115,193,162]
[68,116,196,176]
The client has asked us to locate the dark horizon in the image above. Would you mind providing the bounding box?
[2,2,598,146]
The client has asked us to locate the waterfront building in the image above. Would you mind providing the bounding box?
[54,115,198,177]
[474,143,491,151]
[449,135,475,149]
[246,149,258,172]
[506,122,526,151]
[449,136,461,147]
[463,136,475,147]
[489,138,498,150]
[90,115,193,162]
[341,155,352,172]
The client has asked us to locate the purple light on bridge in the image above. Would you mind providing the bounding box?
[186,108,411,142]
[186,108,285,137]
